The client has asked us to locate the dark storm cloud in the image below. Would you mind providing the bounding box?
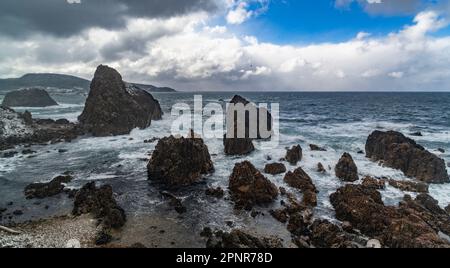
[0,0,218,38]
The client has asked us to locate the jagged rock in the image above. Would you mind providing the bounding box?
[362,176,386,190]
[287,212,309,236]
[284,167,318,207]
[335,153,359,182]
[330,184,450,248]
[388,179,429,193]
[366,131,449,184]
[24,175,73,199]
[1,88,58,107]
[310,144,327,151]
[73,182,126,229]
[229,161,278,209]
[223,137,255,156]
[310,220,354,248]
[264,163,287,175]
[270,208,288,223]
[205,187,225,198]
[78,65,162,137]
[317,162,326,173]
[206,230,282,248]
[285,145,302,165]
[445,204,450,214]
[148,136,214,187]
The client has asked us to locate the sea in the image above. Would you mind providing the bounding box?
[1,91,449,245]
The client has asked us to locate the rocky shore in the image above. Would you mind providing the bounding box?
[1,86,449,248]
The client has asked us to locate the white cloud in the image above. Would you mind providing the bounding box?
[225,0,269,25]
[1,10,450,91]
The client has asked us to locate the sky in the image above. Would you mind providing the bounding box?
[1,0,450,91]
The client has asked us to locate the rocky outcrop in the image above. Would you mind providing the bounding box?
[310,144,327,151]
[229,161,278,209]
[264,163,287,175]
[366,131,449,184]
[388,179,429,193]
[335,153,359,182]
[78,65,162,137]
[0,107,83,151]
[285,145,302,165]
[330,184,450,248]
[284,167,318,207]
[1,88,58,107]
[223,136,255,156]
[206,229,283,248]
[147,136,214,187]
[361,176,386,190]
[24,175,73,199]
[309,220,356,248]
[73,182,126,229]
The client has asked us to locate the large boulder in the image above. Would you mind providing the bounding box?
[330,184,450,248]
[148,136,214,187]
[285,145,302,165]
[366,131,449,184]
[335,153,359,182]
[224,136,255,156]
[1,88,58,107]
[78,65,162,137]
[264,163,287,175]
[73,182,126,229]
[24,175,73,199]
[229,161,278,209]
[284,167,318,207]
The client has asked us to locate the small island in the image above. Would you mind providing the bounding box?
[1,88,58,107]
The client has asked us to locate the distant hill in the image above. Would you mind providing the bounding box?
[0,73,176,93]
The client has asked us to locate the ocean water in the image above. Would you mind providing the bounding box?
[1,92,449,238]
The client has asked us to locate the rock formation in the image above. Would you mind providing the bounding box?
[1,88,58,107]
[264,163,287,175]
[206,229,283,248]
[284,167,318,207]
[366,131,449,184]
[78,65,162,137]
[223,136,255,156]
[335,153,359,182]
[285,145,302,165]
[147,136,214,187]
[24,175,73,199]
[229,161,278,209]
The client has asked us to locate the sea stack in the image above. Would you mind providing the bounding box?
[1,88,58,107]
[78,65,163,137]
[366,131,449,184]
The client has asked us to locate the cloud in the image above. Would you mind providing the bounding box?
[1,8,450,91]
[335,0,424,15]
[0,0,218,38]
[226,0,270,25]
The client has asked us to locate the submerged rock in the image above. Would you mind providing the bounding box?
[285,145,302,165]
[147,136,214,187]
[229,161,278,209]
[366,131,449,184]
[284,167,318,207]
[335,153,359,182]
[78,65,162,137]
[206,230,282,248]
[24,175,73,199]
[1,88,58,107]
[310,144,327,152]
[73,182,126,229]
[264,163,287,175]
[160,191,187,214]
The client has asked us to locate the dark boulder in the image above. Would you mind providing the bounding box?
[73,182,126,229]
[285,145,302,165]
[78,65,162,137]
[223,136,255,156]
[365,131,449,184]
[206,230,282,248]
[24,175,73,199]
[147,136,214,187]
[205,187,225,199]
[317,162,326,173]
[1,88,58,107]
[310,144,327,151]
[264,163,287,175]
[335,153,359,182]
[284,167,318,207]
[229,161,278,209]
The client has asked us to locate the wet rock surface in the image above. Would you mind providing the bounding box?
[205,187,225,199]
[335,153,359,182]
[72,182,126,229]
[264,163,287,175]
[1,88,58,107]
[284,167,318,207]
[330,184,450,248]
[229,161,278,209]
[366,131,449,184]
[147,136,214,187]
[285,145,302,165]
[361,176,386,190]
[388,179,429,193]
[223,137,255,156]
[24,175,73,199]
[206,229,283,248]
[78,65,162,137]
